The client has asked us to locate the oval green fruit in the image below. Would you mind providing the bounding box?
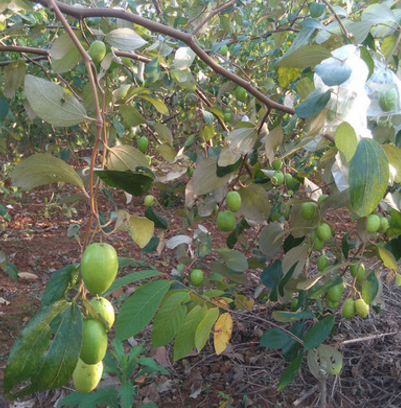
[327,283,344,303]
[378,216,389,233]
[367,214,380,233]
[137,136,149,152]
[235,86,247,102]
[272,159,282,170]
[317,255,330,272]
[73,358,103,393]
[220,44,228,56]
[272,171,284,185]
[379,88,397,112]
[355,298,369,318]
[81,243,118,295]
[342,298,356,319]
[80,319,108,365]
[144,195,154,207]
[290,299,298,311]
[350,262,365,281]
[317,222,332,242]
[190,269,204,287]
[325,296,339,309]
[89,297,115,329]
[88,40,106,64]
[224,111,232,122]
[313,236,324,250]
[226,191,242,212]
[285,173,293,188]
[301,202,316,220]
[216,210,236,232]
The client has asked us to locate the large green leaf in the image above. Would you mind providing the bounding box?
[335,122,357,162]
[4,301,82,399]
[102,270,162,295]
[41,264,80,308]
[4,60,26,98]
[59,386,119,408]
[152,292,190,348]
[276,44,331,68]
[303,315,335,350]
[174,305,207,361]
[349,138,389,217]
[116,280,171,340]
[50,33,82,74]
[107,145,149,172]
[362,270,379,304]
[277,352,303,391]
[260,328,291,350]
[195,308,219,353]
[11,154,85,190]
[106,28,147,51]
[95,169,154,196]
[216,248,248,272]
[295,89,331,118]
[24,75,86,127]
[382,144,401,183]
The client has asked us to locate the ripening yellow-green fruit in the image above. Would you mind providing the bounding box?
[355,298,369,318]
[73,358,103,393]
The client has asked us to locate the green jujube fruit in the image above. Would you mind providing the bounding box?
[73,358,103,393]
[355,298,369,318]
[342,298,356,319]
[317,222,332,242]
[379,88,397,112]
[216,210,236,232]
[327,283,344,303]
[81,242,118,295]
[367,214,380,233]
[301,202,316,220]
[317,255,330,271]
[89,297,115,329]
[88,40,106,63]
[226,191,242,212]
[80,319,108,365]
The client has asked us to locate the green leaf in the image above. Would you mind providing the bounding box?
[192,155,232,196]
[303,315,335,350]
[145,57,161,83]
[128,216,154,248]
[277,352,303,391]
[272,311,315,323]
[120,104,147,127]
[315,63,352,86]
[5,262,18,280]
[349,138,389,217]
[138,95,169,115]
[260,329,291,350]
[362,270,379,304]
[50,33,82,74]
[106,28,147,51]
[261,260,283,290]
[195,308,219,353]
[376,245,398,271]
[95,169,154,196]
[41,264,80,308]
[24,75,86,127]
[4,301,82,399]
[152,292,190,348]
[237,184,270,223]
[174,305,207,361]
[259,223,284,260]
[295,89,331,118]
[335,122,357,162]
[4,60,26,98]
[59,386,119,408]
[145,207,168,229]
[107,145,149,172]
[359,46,374,79]
[276,44,331,68]
[0,97,9,122]
[216,248,248,272]
[12,154,85,190]
[307,345,342,377]
[382,144,401,183]
[116,280,171,340]
[120,381,135,408]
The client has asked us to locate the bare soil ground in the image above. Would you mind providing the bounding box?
[1,184,401,408]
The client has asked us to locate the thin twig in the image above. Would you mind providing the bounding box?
[322,0,351,38]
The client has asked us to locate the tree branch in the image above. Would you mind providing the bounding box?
[28,0,295,115]
[191,0,235,36]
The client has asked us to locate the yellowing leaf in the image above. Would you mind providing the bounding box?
[213,312,233,355]
[129,216,154,248]
[210,298,229,309]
